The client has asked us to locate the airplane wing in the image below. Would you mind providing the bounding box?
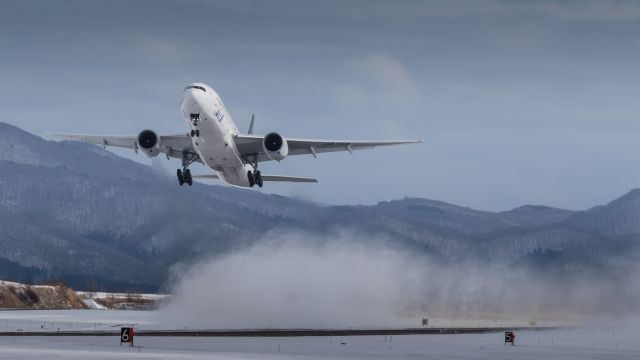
[234,134,421,163]
[192,174,318,183]
[43,132,199,163]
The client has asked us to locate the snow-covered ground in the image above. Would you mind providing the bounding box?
[76,292,169,301]
[0,310,637,359]
[81,298,107,310]
[0,309,571,332]
[74,291,169,310]
[0,280,56,290]
[0,310,156,332]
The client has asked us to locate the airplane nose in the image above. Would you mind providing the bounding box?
[183,89,195,103]
[181,85,207,118]
[181,90,200,112]
[186,87,208,104]
[182,87,204,122]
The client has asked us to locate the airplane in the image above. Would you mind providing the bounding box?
[46,83,421,188]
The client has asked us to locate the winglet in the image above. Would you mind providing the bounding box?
[248,113,255,134]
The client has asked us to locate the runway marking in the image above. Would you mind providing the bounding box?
[0,327,563,337]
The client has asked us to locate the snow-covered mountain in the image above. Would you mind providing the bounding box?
[0,122,638,291]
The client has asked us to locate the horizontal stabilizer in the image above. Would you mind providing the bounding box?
[191,174,220,179]
[261,175,318,183]
[192,174,317,183]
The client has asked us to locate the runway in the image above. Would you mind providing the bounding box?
[0,310,636,359]
[0,330,638,360]
[0,326,556,337]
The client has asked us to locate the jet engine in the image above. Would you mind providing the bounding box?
[263,132,289,161]
[137,129,161,157]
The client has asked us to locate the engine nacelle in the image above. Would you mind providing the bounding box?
[137,129,161,157]
[263,132,289,161]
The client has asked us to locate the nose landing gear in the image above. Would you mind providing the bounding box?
[189,114,200,138]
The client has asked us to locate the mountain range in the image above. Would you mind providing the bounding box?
[0,121,639,292]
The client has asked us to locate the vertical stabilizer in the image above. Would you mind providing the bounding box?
[248,113,255,134]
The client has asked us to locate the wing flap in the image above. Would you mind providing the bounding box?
[44,132,197,162]
[43,133,138,148]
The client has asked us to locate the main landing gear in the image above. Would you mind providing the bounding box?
[177,168,192,186]
[247,170,263,188]
[245,155,263,188]
[177,151,200,186]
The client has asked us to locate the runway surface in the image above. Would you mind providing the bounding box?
[0,310,636,359]
[0,331,638,360]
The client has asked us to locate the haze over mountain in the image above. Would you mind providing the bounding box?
[0,121,639,296]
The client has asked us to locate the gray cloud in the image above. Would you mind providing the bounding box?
[525,0,640,21]
[188,0,640,21]
[334,54,417,108]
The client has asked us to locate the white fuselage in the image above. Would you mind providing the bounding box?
[180,83,253,187]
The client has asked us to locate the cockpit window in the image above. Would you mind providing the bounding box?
[184,85,206,92]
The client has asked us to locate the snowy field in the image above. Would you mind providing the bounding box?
[0,310,637,359]
[0,310,157,332]
[0,309,569,332]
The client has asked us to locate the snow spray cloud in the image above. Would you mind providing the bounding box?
[150,156,175,180]
[159,230,640,329]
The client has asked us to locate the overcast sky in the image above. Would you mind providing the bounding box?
[2,0,640,211]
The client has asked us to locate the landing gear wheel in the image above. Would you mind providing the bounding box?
[255,171,263,188]
[184,169,193,186]
[195,130,200,137]
[177,169,185,186]
[247,171,255,187]
[190,130,195,137]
